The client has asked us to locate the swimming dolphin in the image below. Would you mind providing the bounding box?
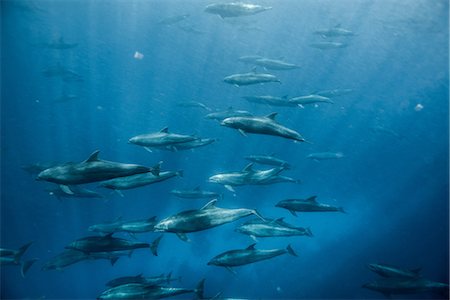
[205,107,253,121]
[224,71,280,87]
[0,242,38,277]
[362,278,449,298]
[153,138,216,152]
[314,25,355,38]
[307,152,344,161]
[368,263,422,279]
[243,95,296,107]
[36,151,156,193]
[236,218,313,241]
[245,154,291,169]
[253,58,300,70]
[205,3,271,18]
[128,127,197,152]
[106,272,179,288]
[89,217,158,235]
[221,113,308,142]
[309,41,347,49]
[47,185,103,200]
[170,187,222,199]
[288,95,334,107]
[276,196,345,216]
[207,244,297,273]
[153,199,265,242]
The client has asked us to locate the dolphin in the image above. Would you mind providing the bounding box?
[118,217,158,234]
[99,169,182,192]
[224,71,280,87]
[88,217,125,234]
[36,151,156,193]
[253,58,300,70]
[242,95,296,107]
[368,263,422,279]
[255,175,301,185]
[153,199,265,242]
[276,196,345,216]
[106,272,179,288]
[307,152,344,161]
[208,163,286,192]
[314,25,355,38]
[204,3,271,18]
[236,218,313,241]
[47,185,103,200]
[221,113,308,142]
[288,95,334,107]
[238,55,265,64]
[0,242,38,277]
[128,127,197,152]
[65,234,162,256]
[157,14,190,26]
[309,41,347,49]
[362,278,449,298]
[154,138,216,152]
[207,244,297,273]
[170,187,222,199]
[98,279,204,300]
[245,154,291,169]
[205,107,253,121]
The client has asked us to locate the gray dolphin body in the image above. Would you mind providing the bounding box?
[245,155,291,169]
[154,138,216,152]
[221,113,307,142]
[307,152,344,161]
[98,279,204,300]
[255,175,301,185]
[65,234,162,256]
[0,242,37,277]
[276,196,345,216]
[314,26,355,38]
[88,218,126,234]
[224,72,280,87]
[363,278,449,298]
[208,163,286,191]
[99,169,182,191]
[170,187,221,199]
[36,150,153,186]
[106,273,177,288]
[47,185,103,200]
[253,58,300,70]
[157,14,190,25]
[288,95,334,107]
[128,127,197,150]
[236,218,313,240]
[368,263,422,279]
[238,55,265,64]
[205,3,271,18]
[89,217,158,235]
[153,199,264,241]
[208,244,297,271]
[205,107,253,121]
[243,95,296,107]
[309,41,347,49]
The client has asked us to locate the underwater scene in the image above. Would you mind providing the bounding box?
[1,0,449,299]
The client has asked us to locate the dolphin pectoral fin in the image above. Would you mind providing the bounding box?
[176,233,190,242]
[289,210,298,217]
[225,266,237,275]
[59,185,74,195]
[150,235,163,256]
[144,147,153,153]
[234,84,240,88]
[297,104,304,109]
[238,129,247,137]
[224,185,236,193]
[250,235,258,243]
[114,190,125,198]
[21,259,38,278]
[110,257,120,266]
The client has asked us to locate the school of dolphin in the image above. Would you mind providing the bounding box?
[5,1,448,299]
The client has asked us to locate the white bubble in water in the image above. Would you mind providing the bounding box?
[414,103,424,111]
[134,51,144,60]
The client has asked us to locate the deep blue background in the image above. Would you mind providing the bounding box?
[1,0,448,299]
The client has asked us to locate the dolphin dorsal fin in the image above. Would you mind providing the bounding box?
[242,163,254,173]
[201,199,218,210]
[306,196,317,202]
[194,186,201,191]
[246,243,257,250]
[104,233,114,239]
[85,150,100,162]
[275,217,285,223]
[265,112,277,120]
[160,127,169,133]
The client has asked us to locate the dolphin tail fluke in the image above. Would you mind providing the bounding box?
[59,184,74,195]
[252,209,266,222]
[144,147,153,153]
[15,241,34,264]
[305,227,314,237]
[21,258,38,278]
[194,279,206,300]
[286,244,298,257]
[176,232,190,242]
[150,235,163,256]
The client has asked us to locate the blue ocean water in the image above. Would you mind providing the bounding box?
[1,0,449,299]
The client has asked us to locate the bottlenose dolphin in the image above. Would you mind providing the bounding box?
[221,113,308,143]
[36,151,156,194]
[89,217,158,235]
[47,185,103,200]
[66,234,162,256]
[363,278,449,298]
[243,95,296,107]
[238,55,265,64]
[170,187,222,199]
[207,244,297,273]
[157,14,190,26]
[288,95,334,107]
[307,152,344,161]
[245,154,291,169]
[106,272,179,288]
[154,138,216,152]
[0,242,38,277]
[128,127,197,152]
[205,3,271,18]
[153,199,265,241]
[208,163,286,192]
[314,25,355,38]
[368,263,422,279]
[205,107,253,121]
[253,58,300,70]
[236,218,313,241]
[224,71,280,87]
[309,41,347,49]
[276,196,345,216]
